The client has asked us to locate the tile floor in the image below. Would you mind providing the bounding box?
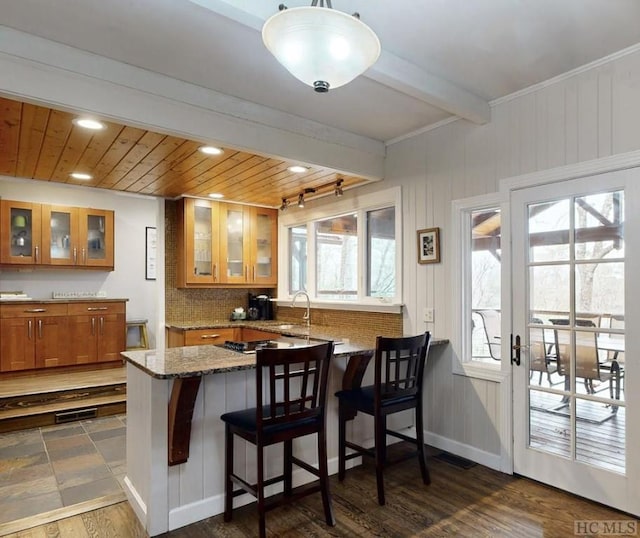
[0,415,126,524]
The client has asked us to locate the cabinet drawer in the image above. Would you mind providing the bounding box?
[184,327,237,346]
[0,303,68,318]
[67,301,126,315]
[240,328,281,342]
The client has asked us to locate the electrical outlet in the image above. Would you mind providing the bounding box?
[423,308,434,323]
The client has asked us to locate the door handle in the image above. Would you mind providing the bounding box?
[511,334,521,366]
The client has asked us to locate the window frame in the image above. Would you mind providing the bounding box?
[451,192,508,381]
[277,186,402,312]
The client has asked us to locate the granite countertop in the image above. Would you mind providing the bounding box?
[122,323,448,379]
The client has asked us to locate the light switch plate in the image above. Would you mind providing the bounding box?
[423,308,434,323]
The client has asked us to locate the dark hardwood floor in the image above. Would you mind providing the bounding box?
[5,443,636,537]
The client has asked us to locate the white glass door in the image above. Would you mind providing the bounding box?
[512,168,640,515]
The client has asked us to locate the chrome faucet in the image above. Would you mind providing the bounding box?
[291,290,311,332]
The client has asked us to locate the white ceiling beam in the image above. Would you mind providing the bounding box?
[190,0,491,125]
[367,51,491,125]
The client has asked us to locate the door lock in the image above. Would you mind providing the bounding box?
[511,334,522,366]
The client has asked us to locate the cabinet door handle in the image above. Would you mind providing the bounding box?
[28,319,33,340]
[245,265,248,280]
[87,307,108,311]
[34,245,39,263]
[213,264,217,281]
[24,308,46,313]
[200,334,220,339]
[100,317,104,335]
[91,317,96,336]
[73,247,78,264]
[253,265,256,281]
[38,319,43,339]
[82,248,86,264]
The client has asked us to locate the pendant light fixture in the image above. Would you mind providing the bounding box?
[262,1,381,93]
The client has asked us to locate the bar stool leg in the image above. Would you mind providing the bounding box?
[318,427,336,526]
[374,414,387,506]
[415,405,431,485]
[338,402,347,481]
[224,424,234,522]
[283,439,293,496]
[257,446,266,538]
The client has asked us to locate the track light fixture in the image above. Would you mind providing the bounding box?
[279,181,343,211]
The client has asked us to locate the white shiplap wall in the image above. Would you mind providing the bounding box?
[307,46,640,465]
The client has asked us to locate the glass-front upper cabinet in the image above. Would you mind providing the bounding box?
[176,198,278,287]
[181,198,220,285]
[0,200,42,265]
[1,200,114,269]
[221,203,249,284]
[251,207,278,286]
[41,205,78,265]
[80,209,114,268]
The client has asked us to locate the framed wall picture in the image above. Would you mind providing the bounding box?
[417,227,440,264]
[145,226,157,280]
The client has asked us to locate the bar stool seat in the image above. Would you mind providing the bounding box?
[126,319,149,350]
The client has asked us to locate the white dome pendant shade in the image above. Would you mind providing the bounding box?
[262,4,381,92]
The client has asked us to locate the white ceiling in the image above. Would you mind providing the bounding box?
[2,0,640,143]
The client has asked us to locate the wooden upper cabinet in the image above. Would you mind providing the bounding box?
[0,200,114,270]
[250,206,278,286]
[0,200,43,265]
[41,204,79,266]
[219,203,278,285]
[79,208,114,269]
[178,198,221,286]
[177,198,277,288]
[219,202,252,284]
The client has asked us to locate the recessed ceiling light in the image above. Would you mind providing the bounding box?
[288,165,309,173]
[70,172,93,180]
[199,146,223,156]
[73,118,105,130]
[208,193,224,199]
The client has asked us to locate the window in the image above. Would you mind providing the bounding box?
[471,207,502,363]
[367,207,396,298]
[452,193,505,379]
[280,187,401,307]
[289,225,307,293]
[316,214,358,300]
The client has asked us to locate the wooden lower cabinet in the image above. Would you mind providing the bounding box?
[67,302,126,364]
[0,315,71,370]
[0,300,126,372]
[167,327,238,348]
[166,326,281,348]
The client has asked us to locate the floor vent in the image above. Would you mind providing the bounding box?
[55,408,98,424]
[433,451,477,469]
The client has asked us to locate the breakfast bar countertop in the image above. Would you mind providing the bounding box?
[121,323,448,379]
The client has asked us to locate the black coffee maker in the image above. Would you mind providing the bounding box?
[248,293,273,320]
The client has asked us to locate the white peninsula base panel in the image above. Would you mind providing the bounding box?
[124,360,354,536]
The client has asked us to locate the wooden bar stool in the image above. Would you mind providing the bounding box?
[335,332,432,506]
[220,341,335,538]
[126,319,149,350]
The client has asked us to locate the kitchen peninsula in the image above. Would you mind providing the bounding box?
[121,323,447,536]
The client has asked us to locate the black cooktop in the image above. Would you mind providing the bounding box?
[219,340,280,354]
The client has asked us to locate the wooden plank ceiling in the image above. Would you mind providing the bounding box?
[0,97,369,207]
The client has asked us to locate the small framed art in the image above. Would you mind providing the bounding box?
[417,227,440,264]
